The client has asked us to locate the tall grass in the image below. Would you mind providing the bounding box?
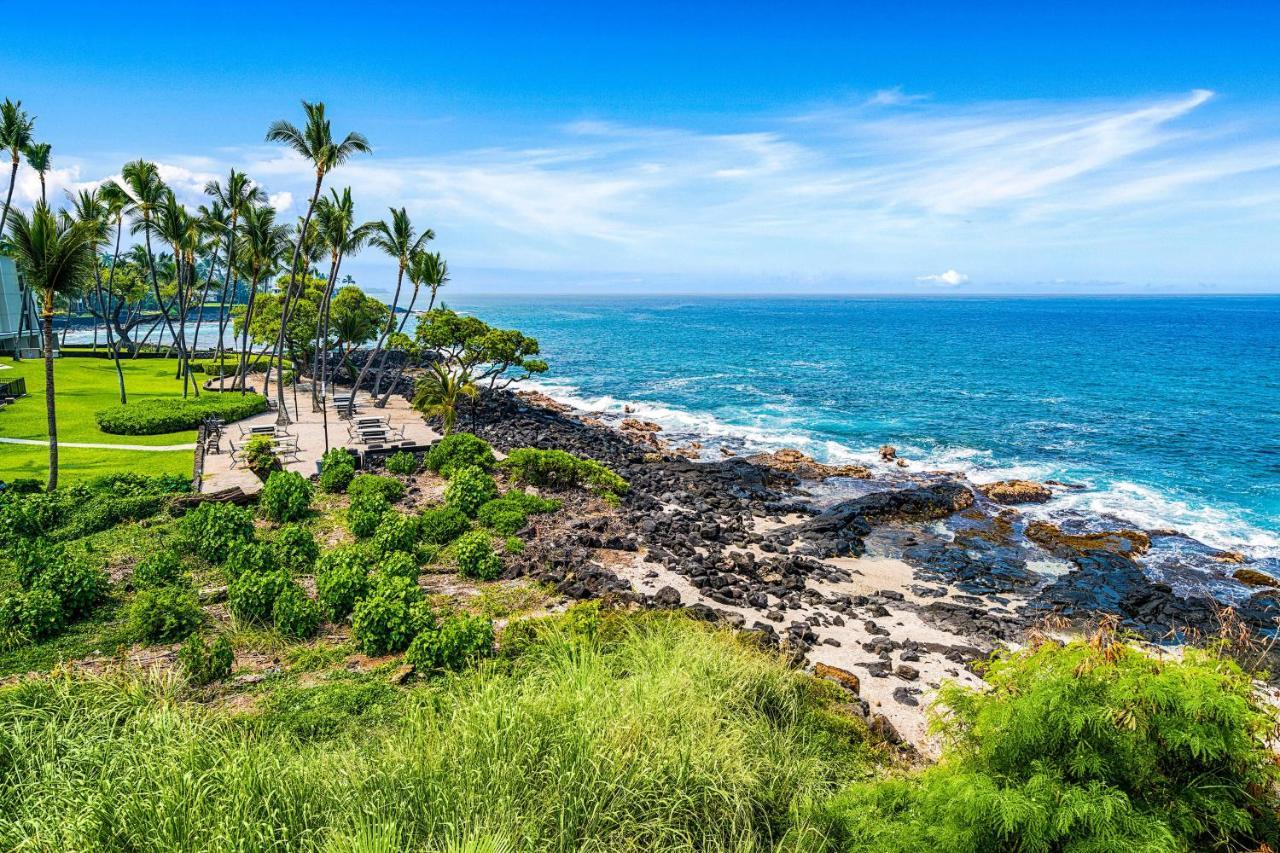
[0,613,868,851]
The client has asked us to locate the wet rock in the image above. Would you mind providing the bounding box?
[978,479,1053,504]
[1025,521,1151,559]
[747,448,872,480]
[1233,568,1280,589]
[879,445,896,462]
[1213,550,1247,564]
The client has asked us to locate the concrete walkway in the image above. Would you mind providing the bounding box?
[0,436,196,451]
[202,384,439,493]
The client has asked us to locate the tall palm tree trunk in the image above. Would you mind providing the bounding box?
[216,234,238,391]
[190,244,221,364]
[347,265,404,417]
[237,270,263,396]
[41,294,58,491]
[273,172,324,425]
[102,223,127,403]
[376,284,422,407]
[141,229,188,373]
[0,159,17,236]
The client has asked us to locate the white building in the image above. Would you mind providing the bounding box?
[0,256,41,356]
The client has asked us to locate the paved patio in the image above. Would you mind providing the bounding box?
[201,385,440,493]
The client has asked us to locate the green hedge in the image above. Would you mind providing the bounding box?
[96,394,269,435]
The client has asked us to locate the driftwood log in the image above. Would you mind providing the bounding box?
[170,486,255,513]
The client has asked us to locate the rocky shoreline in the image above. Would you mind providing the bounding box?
[456,389,1280,751]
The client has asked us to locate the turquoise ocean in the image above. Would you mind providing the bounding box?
[453,295,1280,568]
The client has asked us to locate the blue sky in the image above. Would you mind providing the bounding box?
[4,1,1280,294]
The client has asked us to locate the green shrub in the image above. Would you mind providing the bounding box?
[826,638,1280,852]
[242,436,280,478]
[86,472,192,496]
[504,536,525,555]
[426,432,496,477]
[275,524,319,573]
[477,500,528,535]
[502,448,628,497]
[372,512,420,556]
[0,588,64,640]
[129,586,203,643]
[347,491,390,539]
[319,448,356,493]
[347,473,405,504]
[32,559,106,620]
[53,494,167,540]
[96,394,268,435]
[315,546,371,621]
[351,575,427,655]
[454,530,502,580]
[375,550,419,582]
[132,550,184,588]
[272,583,321,639]
[222,541,279,583]
[178,501,254,564]
[228,569,291,624]
[259,470,313,522]
[178,633,234,685]
[12,537,66,589]
[444,466,498,517]
[419,505,470,545]
[405,612,495,672]
[385,451,420,477]
[500,489,562,515]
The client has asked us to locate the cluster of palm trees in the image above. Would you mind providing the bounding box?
[1,98,451,490]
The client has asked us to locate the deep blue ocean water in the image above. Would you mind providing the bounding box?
[454,295,1280,560]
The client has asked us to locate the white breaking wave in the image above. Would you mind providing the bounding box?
[523,377,1280,561]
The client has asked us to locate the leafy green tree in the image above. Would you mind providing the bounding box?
[265,101,370,425]
[415,307,548,392]
[4,201,96,490]
[375,250,448,407]
[327,285,387,383]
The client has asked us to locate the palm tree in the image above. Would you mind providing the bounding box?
[155,190,202,396]
[0,98,34,235]
[412,361,476,436]
[234,203,290,395]
[117,161,190,374]
[189,200,229,360]
[264,100,371,424]
[5,202,96,490]
[350,207,433,416]
[376,250,447,407]
[95,181,132,402]
[205,170,266,388]
[24,142,51,203]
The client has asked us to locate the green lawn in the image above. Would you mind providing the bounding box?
[0,357,196,483]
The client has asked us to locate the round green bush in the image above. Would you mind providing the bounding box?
[419,505,470,545]
[275,524,319,573]
[96,394,268,435]
[501,489,563,515]
[501,447,628,497]
[133,550,184,588]
[444,466,499,517]
[385,450,420,477]
[178,633,234,685]
[372,511,420,556]
[129,585,203,643]
[477,500,527,535]
[315,546,371,621]
[347,491,390,539]
[272,582,321,639]
[178,501,254,564]
[259,470,313,523]
[222,541,279,583]
[228,569,291,624]
[454,530,503,580]
[319,448,356,493]
[32,559,106,620]
[426,432,495,477]
[0,588,64,640]
[351,575,427,656]
[376,550,420,582]
[12,537,66,589]
[347,473,406,504]
[405,612,495,672]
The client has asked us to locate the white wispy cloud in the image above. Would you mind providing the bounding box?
[21,88,1280,288]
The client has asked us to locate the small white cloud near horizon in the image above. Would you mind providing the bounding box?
[268,191,294,212]
[917,269,970,286]
[865,87,929,107]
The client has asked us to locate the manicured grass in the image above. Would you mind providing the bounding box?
[0,357,197,483]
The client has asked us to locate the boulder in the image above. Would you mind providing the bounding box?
[879,445,896,461]
[813,662,861,695]
[978,479,1053,504]
[1025,521,1150,559]
[1213,550,1247,565]
[1233,568,1280,589]
[747,448,871,480]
